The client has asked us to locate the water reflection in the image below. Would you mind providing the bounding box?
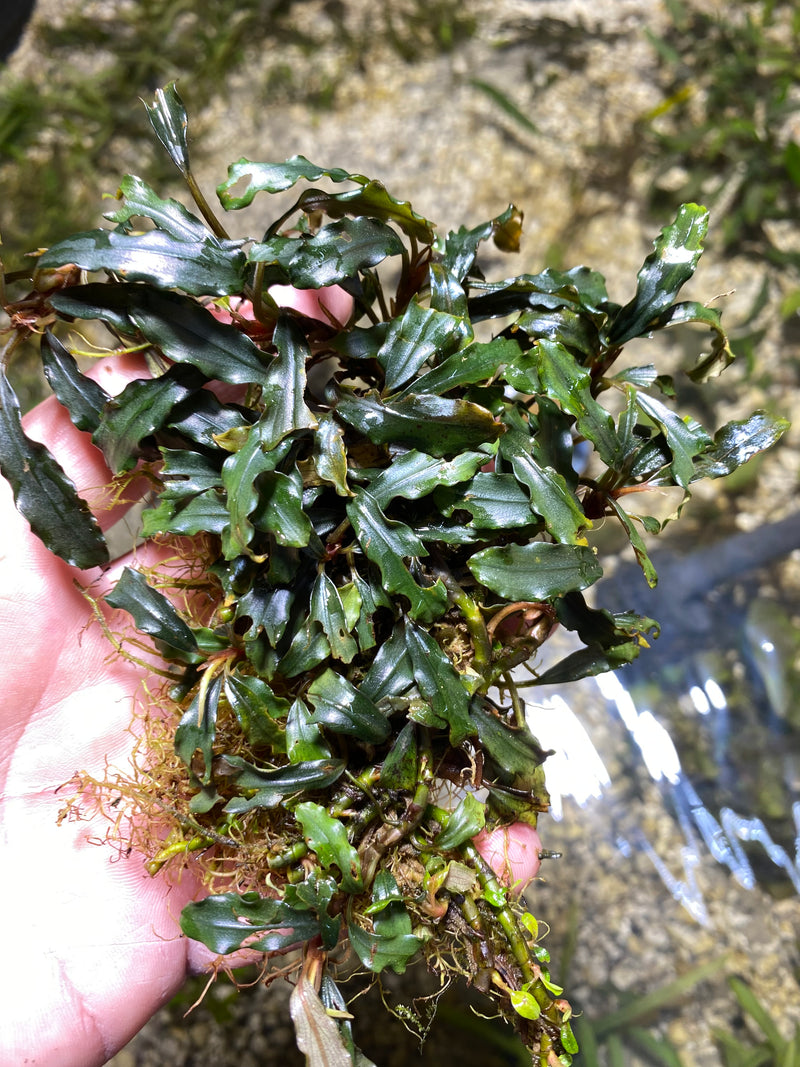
[526,660,800,924]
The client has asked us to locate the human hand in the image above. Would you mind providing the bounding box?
[0,354,215,1067]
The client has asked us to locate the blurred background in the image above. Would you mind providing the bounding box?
[2,1,799,1063]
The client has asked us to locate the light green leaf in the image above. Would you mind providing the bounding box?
[295,801,363,893]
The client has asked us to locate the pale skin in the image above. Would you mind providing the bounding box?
[0,292,541,1066]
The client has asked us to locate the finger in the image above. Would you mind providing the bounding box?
[473,823,542,891]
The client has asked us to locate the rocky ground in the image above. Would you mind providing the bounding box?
[5,1,800,1063]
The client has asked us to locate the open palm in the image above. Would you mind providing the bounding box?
[0,356,207,1067]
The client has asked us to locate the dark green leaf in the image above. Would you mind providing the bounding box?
[144,81,191,175]
[295,801,363,892]
[469,267,611,322]
[606,497,658,587]
[335,389,504,457]
[38,228,247,296]
[217,155,363,208]
[296,181,435,244]
[379,721,418,791]
[221,755,346,812]
[252,469,313,548]
[221,431,291,559]
[168,390,252,449]
[402,336,526,398]
[468,541,603,600]
[645,299,734,381]
[259,315,317,449]
[285,875,340,950]
[142,488,229,537]
[515,305,601,361]
[174,674,221,783]
[441,204,520,281]
[364,449,486,510]
[106,566,201,662]
[635,390,711,488]
[106,174,210,242]
[501,434,589,544]
[40,332,110,434]
[359,622,415,703]
[404,619,473,745]
[307,668,390,744]
[346,489,448,624]
[276,618,331,678]
[606,204,709,345]
[378,299,470,393]
[536,340,623,468]
[468,698,549,782]
[0,369,108,569]
[309,572,359,664]
[286,698,330,762]
[436,472,537,530]
[94,363,204,473]
[127,288,270,384]
[223,672,289,750]
[180,892,320,954]
[250,217,404,288]
[691,411,790,480]
[434,792,485,850]
[313,412,351,496]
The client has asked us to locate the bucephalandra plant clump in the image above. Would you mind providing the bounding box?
[0,84,788,1066]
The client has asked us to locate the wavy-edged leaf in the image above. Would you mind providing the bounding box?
[224,672,289,750]
[105,174,210,242]
[106,565,201,663]
[469,266,611,322]
[307,668,390,744]
[646,299,734,381]
[434,792,486,850]
[468,697,549,782]
[403,336,527,398]
[379,721,418,791]
[252,468,313,548]
[221,432,291,559]
[378,299,470,393]
[174,674,222,783]
[0,369,108,568]
[468,540,602,600]
[251,216,404,288]
[295,801,363,892]
[180,892,320,954]
[346,489,448,624]
[501,433,590,544]
[404,619,473,744]
[38,228,246,296]
[348,872,421,974]
[286,698,330,762]
[313,412,351,496]
[635,390,711,488]
[40,331,110,434]
[606,204,709,345]
[364,449,485,510]
[436,472,535,530]
[259,314,317,449]
[691,411,790,480]
[221,755,346,812]
[536,339,623,468]
[296,181,435,244]
[142,487,229,538]
[335,389,504,457]
[217,155,364,208]
[309,572,359,664]
[144,81,191,175]
[94,362,204,473]
[606,496,658,587]
[441,204,520,282]
[359,622,415,703]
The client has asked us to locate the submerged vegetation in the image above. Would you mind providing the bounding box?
[0,83,787,1064]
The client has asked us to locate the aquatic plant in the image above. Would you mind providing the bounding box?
[0,84,787,1065]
